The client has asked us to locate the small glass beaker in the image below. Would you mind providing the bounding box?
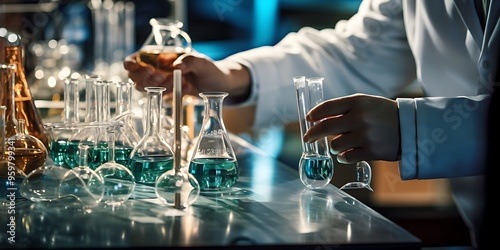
[45,77,81,167]
[294,76,334,189]
[129,87,174,185]
[136,18,192,72]
[66,79,111,169]
[294,76,372,191]
[188,92,238,191]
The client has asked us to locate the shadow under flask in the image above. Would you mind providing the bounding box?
[188,92,238,191]
[129,87,174,185]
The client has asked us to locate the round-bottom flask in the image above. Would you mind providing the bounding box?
[155,168,200,209]
[188,92,238,192]
[6,119,48,177]
[20,165,69,202]
[95,125,136,206]
[129,87,174,185]
[58,144,105,208]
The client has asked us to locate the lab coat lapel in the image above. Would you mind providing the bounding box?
[483,0,499,53]
[485,1,499,84]
[453,0,484,48]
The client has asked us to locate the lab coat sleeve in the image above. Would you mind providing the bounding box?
[224,0,416,129]
[396,95,489,180]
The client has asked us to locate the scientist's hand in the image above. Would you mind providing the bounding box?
[173,53,251,99]
[123,52,171,91]
[124,52,251,99]
[303,94,400,164]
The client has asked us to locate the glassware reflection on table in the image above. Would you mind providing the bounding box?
[129,87,174,185]
[136,18,192,72]
[188,92,238,192]
[293,76,373,191]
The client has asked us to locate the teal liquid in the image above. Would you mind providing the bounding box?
[49,139,69,166]
[113,145,134,168]
[88,141,109,169]
[130,155,173,185]
[65,140,94,168]
[189,158,238,191]
[299,155,334,182]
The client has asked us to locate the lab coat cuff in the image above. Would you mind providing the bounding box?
[396,98,418,180]
[223,57,259,107]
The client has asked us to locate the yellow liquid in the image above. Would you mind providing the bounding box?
[137,46,186,71]
[2,148,47,177]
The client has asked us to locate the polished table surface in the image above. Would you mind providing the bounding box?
[1,135,421,249]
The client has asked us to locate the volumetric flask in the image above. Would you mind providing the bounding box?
[129,87,174,185]
[294,76,334,189]
[188,92,238,192]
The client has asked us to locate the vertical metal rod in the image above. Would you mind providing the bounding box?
[173,69,182,172]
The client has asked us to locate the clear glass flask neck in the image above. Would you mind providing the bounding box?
[200,92,228,133]
[83,74,101,122]
[63,77,80,124]
[144,87,165,136]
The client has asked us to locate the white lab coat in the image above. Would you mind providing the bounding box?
[225,0,498,246]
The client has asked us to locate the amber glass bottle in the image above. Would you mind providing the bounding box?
[1,45,49,149]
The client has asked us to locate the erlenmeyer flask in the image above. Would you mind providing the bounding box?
[294,76,334,189]
[1,34,49,149]
[188,92,238,191]
[111,80,140,167]
[136,18,191,72]
[6,119,48,177]
[130,87,174,185]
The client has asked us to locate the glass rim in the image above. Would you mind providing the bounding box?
[144,86,166,92]
[198,92,229,97]
[305,76,325,82]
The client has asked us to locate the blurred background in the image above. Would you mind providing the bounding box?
[0,0,472,247]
